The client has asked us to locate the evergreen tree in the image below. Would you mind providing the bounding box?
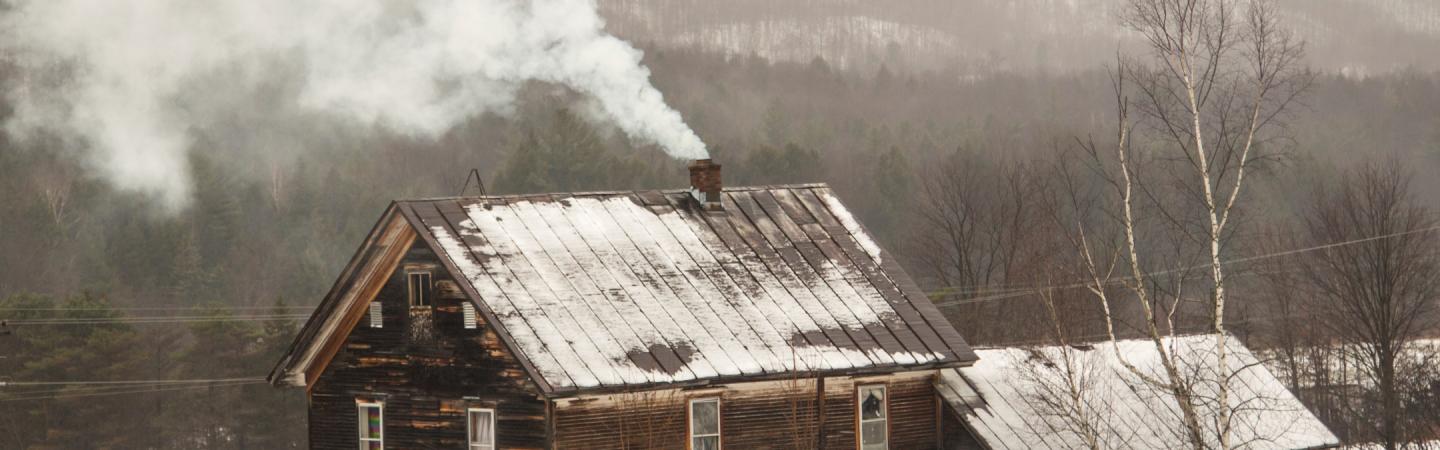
[0,293,153,448]
[739,142,825,185]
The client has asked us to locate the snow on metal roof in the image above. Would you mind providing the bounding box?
[938,335,1340,450]
[399,184,976,394]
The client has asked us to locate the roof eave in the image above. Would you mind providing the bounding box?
[544,358,973,399]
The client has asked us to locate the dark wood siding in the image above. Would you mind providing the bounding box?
[553,372,939,450]
[309,241,547,450]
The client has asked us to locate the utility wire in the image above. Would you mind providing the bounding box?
[2,380,265,397]
[0,380,264,403]
[928,223,1440,308]
[0,377,264,386]
[3,314,309,326]
[0,305,315,311]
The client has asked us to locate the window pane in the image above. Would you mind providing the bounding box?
[690,400,719,435]
[365,407,382,438]
[468,413,479,443]
[693,436,720,450]
[861,421,888,447]
[366,442,383,450]
[408,272,432,307]
[469,410,494,446]
[860,387,885,420]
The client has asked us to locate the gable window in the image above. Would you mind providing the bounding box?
[858,385,887,450]
[467,408,495,450]
[357,401,383,449]
[407,271,432,307]
[689,397,720,450]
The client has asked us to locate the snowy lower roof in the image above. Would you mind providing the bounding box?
[938,335,1339,450]
[399,184,976,394]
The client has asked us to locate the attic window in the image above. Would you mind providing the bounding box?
[408,271,432,307]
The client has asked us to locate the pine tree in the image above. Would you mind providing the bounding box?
[0,293,153,448]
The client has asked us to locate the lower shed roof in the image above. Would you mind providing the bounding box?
[938,335,1339,450]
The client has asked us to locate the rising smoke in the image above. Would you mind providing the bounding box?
[1,0,708,209]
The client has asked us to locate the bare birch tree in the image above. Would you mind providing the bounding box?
[1062,0,1310,448]
[1020,287,1107,450]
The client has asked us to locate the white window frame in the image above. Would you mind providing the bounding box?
[357,401,384,449]
[407,271,432,307]
[857,384,888,450]
[467,408,496,450]
[688,397,721,450]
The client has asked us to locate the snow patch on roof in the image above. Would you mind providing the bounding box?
[820,190,884,264]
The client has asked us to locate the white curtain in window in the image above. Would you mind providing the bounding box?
[468,409,494,450]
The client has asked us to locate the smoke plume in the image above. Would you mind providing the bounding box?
[1,0,708,209]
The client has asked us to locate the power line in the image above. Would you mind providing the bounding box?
[0,305,315,312]
[0,380,264,403]
[929,223,1440,307]
[1,379,266,397]
[933,266,1301,309]
[3,314,309,326]
[0,377,263,387]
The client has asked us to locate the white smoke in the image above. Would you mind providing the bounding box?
[1,0,708,209]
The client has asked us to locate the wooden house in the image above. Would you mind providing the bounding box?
[270,160,982,449]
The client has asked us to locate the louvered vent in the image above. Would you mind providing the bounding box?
[462,302,477,329]
[369,301,383,328]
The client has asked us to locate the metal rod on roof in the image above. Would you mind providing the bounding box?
[458,168,487,197]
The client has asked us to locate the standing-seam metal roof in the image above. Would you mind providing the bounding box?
[396,184,976,394]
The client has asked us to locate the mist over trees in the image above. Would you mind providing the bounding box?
[2,2,1440,447]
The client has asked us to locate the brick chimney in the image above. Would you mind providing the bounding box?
[688,159,722,210]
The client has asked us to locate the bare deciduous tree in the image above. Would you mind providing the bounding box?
[613,390,685,449]
[1299,161,1440,450]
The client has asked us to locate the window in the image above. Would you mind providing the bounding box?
[462,302,478,329]
[858,385,887,450]
[368,301,383,328]
[467,408,495,450]
[357,401,383,450]
[689,398,720,450]
[408,271,432,307]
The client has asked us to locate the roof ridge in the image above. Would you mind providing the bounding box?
[395,182,832,203]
